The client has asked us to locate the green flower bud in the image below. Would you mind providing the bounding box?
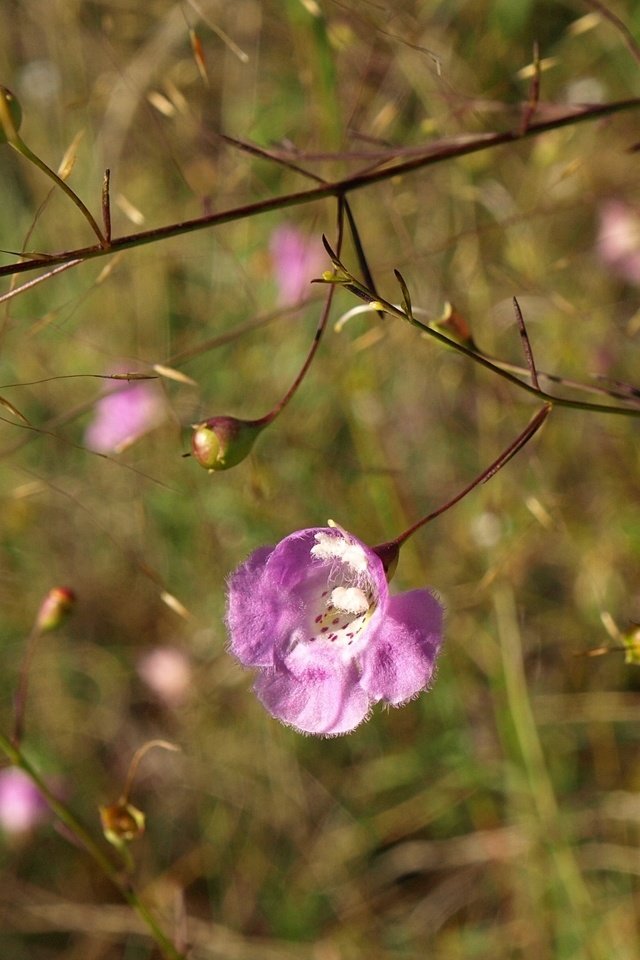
[0,86,22,143]
[191,416,264,471]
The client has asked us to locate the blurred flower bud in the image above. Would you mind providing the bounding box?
[100,799,145,846]
[621,624,640,665]
[36,587,75,633]
[191,416,263,471]
[0,768,47,836]
[432,302,477,348]
[0,86,22,143]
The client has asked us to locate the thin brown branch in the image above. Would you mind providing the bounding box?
[1,97,638,280]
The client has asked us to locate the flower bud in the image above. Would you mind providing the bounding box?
[432,302,477,348]
[35,587,75,633]
[0,86,22,143]
[99,799,145,846]
[191,416,263,471]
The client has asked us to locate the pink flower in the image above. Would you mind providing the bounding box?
[0,768,47,835]
[269,225,325,306]
[596,200,640,285]
[137,647,192,707]
[85,376,166,454]
[226,526,443,736]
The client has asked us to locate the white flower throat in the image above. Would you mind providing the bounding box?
[307,533,377,649]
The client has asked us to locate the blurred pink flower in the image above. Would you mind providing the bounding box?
[269,225,325,306]
[0,768,47,835]
[137,646,192,707]
[597,200,640,285]
[85,375,166,453]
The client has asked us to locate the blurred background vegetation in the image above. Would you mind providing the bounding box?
[1,0,640,957]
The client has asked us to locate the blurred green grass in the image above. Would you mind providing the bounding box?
[1,1,640,958]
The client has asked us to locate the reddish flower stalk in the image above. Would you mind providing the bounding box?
[374,404,552,576]
[192,204,345,471]
[12,587,76,747]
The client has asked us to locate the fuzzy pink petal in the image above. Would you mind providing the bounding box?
[361,590,443,704]
[254,647,370,736]
[226,546,282,667]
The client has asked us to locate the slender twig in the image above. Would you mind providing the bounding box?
[343,199,380,301]
[120,741,180,804]
[520,40,541,134]
[256,196,346,425]
[0,260,83,306]
[102,169,112,245]
[337,297,640,408]
[220,132,325,183]
[191,198,346,469]
[11,624,39,747]
[1,97,639,279]
[395,404,551,547]
[323,242,640,419]
[374,404,551,573]
[583,0,640,66]
[0,94,106,248]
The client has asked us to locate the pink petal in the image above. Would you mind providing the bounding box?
[226,546,279,667]
[361,590,443,704]
[255,646,371,736]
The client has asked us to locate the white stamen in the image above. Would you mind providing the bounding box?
[311,532,368,573]
[341,544,368,573]
[331,586,369,615]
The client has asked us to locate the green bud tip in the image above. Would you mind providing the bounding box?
[0,86,22,143]
[191,416,263,471]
